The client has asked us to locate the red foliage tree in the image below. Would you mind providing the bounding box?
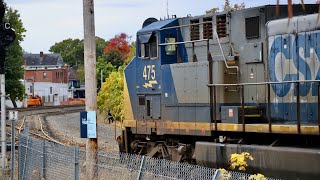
[104,33,131,60]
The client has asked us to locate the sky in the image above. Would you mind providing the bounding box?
[6,0,317,53]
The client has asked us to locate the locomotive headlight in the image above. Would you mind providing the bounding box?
[249,68,254,79]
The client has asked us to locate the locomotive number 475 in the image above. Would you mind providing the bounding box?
[142,65,158,88]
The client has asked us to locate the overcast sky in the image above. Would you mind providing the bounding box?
[6,0,316,53]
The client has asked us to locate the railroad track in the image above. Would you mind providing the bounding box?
[17,115,65,145]
[6,105,84,145]
[5,105,85,118]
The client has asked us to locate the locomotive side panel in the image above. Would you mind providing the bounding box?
[267,14,320,123]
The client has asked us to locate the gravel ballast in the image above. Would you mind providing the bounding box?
[45,113,120,153]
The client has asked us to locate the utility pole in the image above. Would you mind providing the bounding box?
[83,0,98,179]
[166,0,169,18]
[0,0,16,177]
[0,2,5,172]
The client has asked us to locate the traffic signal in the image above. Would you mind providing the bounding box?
[0,1,16,74]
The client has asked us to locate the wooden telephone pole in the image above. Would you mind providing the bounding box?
[83,0,98,179]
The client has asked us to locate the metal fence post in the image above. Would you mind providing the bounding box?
[10,115,16,180]
[136,156,146,180]
[42,140,46,179]
[74,145,79,180]
[18,134,21,180]
[22,134,31,180]
[212,169,220,180]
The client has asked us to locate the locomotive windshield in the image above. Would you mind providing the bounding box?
[138,33,158,59]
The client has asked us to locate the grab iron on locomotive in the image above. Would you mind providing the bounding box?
[120,4,320,179]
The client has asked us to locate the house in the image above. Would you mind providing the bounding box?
[68,67,85,98]
[23,52,69,106]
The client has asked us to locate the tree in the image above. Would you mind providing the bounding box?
[206,7,219,14]
[103,33,131,67]
[77,64,85,84]
[3,4,26,108]
[97,56,116,88]
[97,66,124,122]
[49,37,107,68]
[224,0,231,11]
[104,49,123,68]
[124,41,136,65]
[49,38,84,68]
[96,37,108,59]
[206,0,245,14]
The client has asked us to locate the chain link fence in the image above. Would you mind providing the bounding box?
[18,133,279,180]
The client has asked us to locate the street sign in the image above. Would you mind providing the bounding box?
[9,111,18,120]
[80,111,97,138]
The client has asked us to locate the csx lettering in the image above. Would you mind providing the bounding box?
[269,32,320,97]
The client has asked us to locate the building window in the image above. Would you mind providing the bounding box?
[50,87,53,94]
[190,19,200,40]
[138,33,158,59]
[165,35,176,56]
[245,16,260,39]
[43,72,47,79]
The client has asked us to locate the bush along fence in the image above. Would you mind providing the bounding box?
[18,132,280,180]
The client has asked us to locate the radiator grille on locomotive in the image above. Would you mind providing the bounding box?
[203,17,213,39]
[190,19,200,40]
[216,15,227,38]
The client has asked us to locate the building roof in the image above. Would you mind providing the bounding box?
[23,53,64,66]
[68,68,78,80]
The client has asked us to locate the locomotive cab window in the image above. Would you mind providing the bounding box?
[245,16,260,39]
[138,33,158,59]
[165,35,176,56]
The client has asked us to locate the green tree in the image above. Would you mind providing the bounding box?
[97,56,116,88]
[98,66,124,122]
[77,64,85,84]
[206,0,245,14]
[49,38,84,68]
[206,7,219,14]
[104,49,123,68]
[96,37,108,59]
[3,4,26,108]
[224,0,231,11]
[49,37,108,68]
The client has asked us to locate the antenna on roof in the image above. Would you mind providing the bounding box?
[166,0,169,19]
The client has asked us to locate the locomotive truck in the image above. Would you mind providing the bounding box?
[121,4,320,179]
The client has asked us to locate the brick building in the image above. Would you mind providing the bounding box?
[22,52,69,106]
[24,52,68,83]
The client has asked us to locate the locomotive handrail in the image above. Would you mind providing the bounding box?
[207,79,320,87]
[158,39,209,46]
[209,79,320,135]
[159,21,213,31]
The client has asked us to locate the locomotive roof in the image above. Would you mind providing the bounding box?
[137,18,177,34]
[177,4,318,22]
[136,4,318,35]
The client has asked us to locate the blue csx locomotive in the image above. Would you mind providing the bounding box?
[121,4,320,179]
